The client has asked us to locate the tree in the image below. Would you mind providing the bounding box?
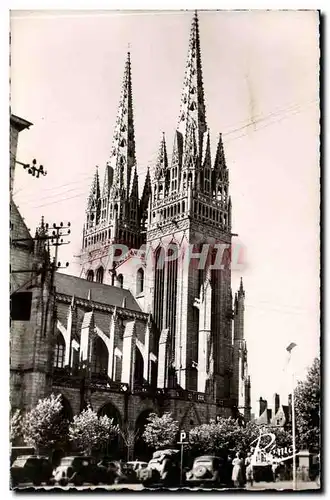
[120,425,140,461]
[21,394,68,452]
[143,412,179,450]
[69,406,119,455]
[10,409,22,443]
[295,357,320,452]
[188,418,292,459]
[188,417,245,458]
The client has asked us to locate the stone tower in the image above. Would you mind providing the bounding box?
[145,12,235,402]
[77,11,250,420]
[233,278,251,420]
[80,52,147,286]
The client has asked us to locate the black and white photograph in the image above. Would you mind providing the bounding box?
[9,8,320,491]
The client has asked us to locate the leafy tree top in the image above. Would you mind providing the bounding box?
[143,412,179,450]
[295,357,320,452]
[68,406,119,453]
[21,394,67,450]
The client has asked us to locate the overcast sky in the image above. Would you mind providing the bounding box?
[10,9,320,414]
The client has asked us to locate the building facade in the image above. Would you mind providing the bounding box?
[10,12,251,457]
[255,393,292,429]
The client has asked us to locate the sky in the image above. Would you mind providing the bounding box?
[10,9,320,414]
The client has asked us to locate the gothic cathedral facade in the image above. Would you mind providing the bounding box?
[79,12,251,420]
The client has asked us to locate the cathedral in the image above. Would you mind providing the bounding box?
[10,11,251,457]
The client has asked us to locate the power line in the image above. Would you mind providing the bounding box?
[14,173,94,201]
[16,96,317,211]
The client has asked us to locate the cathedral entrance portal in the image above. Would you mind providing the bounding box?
[134,409,155,461]
[98,402,122,458]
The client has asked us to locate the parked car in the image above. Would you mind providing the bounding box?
[138,449,180,487]
[97,458,128,484]
[11,455,53,487]
[125,461,148,482]
[10,446,35,466]
[186,455,226,488]
[52,456,110,486]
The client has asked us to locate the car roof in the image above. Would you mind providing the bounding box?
[195,456,221,460]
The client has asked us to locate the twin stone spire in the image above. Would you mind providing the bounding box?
[85,11,231,246]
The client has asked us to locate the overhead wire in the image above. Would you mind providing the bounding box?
[16,96,318,211]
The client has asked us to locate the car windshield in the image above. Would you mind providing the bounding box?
[194,459,214,468]
[60,457,78,466]
[148,459,160,466]
[12,458,28,467]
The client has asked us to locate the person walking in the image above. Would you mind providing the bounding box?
[226,454,234,488]
[232,452,244,488]
[272,461,279,482]
[245,452,254,487]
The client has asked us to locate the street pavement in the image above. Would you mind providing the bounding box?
[247,481,320,491]
[15,481,320,491]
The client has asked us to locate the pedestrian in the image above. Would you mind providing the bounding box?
[232,452,244,488]
[245,452,254,487]
[272,461,279,482]
[226,454,234,487]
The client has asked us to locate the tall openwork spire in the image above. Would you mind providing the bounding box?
[177,11,207,156]
[108,51,136,200]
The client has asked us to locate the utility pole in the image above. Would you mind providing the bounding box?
[286,342,297,491]
[10,221,71,280]
[15,158,47,178]
[43,222,71,339]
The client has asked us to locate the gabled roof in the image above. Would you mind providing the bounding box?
[10,114,33,132]
[54,273,141,312]
[10,198,33,245]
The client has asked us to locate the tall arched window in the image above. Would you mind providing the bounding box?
[117,274,124,289]
[53,333,65,368]
[136,268,144,295]
[165,244,178,361]
[91,336,109,376]
[96,267,104,284]
[134,346,144,385]
[87,270,94,282]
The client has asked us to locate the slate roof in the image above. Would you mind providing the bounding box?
[54,272,142,312]
[10,198,33,245]
[10,114,33,132]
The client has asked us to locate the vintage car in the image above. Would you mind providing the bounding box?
[185,455,226,488]
[97,458,128,484]
[11,455,53,487]
[138,449,180,487]
[125,461,148,482]
[52,456,110,486]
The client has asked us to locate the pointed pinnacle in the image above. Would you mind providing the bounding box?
[239,277,244,293]
[214,133,226,171]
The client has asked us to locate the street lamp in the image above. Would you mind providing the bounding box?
[286,342,297,490]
